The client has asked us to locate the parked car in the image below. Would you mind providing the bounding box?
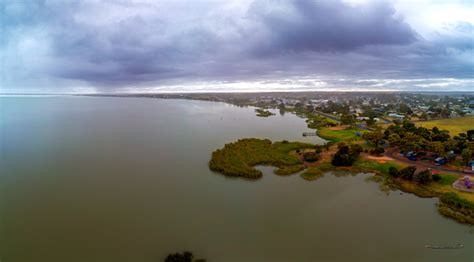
[406,151,417,161]
[434,157,447,166]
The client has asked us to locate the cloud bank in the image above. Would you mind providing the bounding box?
[1,0,473,93]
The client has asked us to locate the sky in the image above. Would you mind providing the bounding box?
[0,0,473,93]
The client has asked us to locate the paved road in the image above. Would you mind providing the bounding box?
[312,110,374,131]
[313,110,341,122]
[385,148,472,175]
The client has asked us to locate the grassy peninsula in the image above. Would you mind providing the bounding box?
[209,138,313,179]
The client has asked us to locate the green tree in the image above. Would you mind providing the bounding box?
[402,120,417,132]
[370,147,385,156]
[431,127,450,141]
[399,103,413,115]
[388,166,399,177]
[331,144,362,166]
[340,114,355,125]
[363,129,384,147]
[430,141,445,156]
[365,118,376,126]
[440,107,451,118]
[467,130,474,141]
[420,112,428,120]
[398,166,417,180]
[278,103,286,116]
[461,148,473,165]
[387,133,401,146]
[414,169,432,184]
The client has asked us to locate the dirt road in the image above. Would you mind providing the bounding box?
[384,148,471,175]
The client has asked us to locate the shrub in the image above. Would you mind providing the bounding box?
[304,152,319,162]
[432,174,441,181]
[440,192,474,209]
[398,166,417,180]
[370,147,385,156]
[332,144,362,166]
[414,169,432,184]
[388,166,399,177]
[351,144,363,154]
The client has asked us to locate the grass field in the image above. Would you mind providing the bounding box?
[415,116,474,135]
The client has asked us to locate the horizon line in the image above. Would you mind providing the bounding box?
[2,90,474,96]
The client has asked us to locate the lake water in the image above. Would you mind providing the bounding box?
[0,96,472,262]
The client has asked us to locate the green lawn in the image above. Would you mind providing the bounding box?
[437,173,459,185]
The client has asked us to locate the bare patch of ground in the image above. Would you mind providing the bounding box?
[364,155,394,164]
[328,125,350,131]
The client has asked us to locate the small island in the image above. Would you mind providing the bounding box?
[255,108,275,117]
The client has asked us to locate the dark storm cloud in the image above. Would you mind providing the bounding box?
[1,0,473,92]
[248,0,417,55]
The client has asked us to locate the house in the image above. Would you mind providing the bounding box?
[356,116,370,121]
[462,108,474,115]
[388,113,405,119]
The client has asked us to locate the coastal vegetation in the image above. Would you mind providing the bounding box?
[209,127,474,224]
[255,108,275,117]
[209,138,313,179]
[331,143,362,166]
[300,162,333,181]
[350,158,474,223]
[209,105,474,224]
[438,192,474,224]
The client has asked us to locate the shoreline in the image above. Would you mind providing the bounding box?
[209,138,474,225]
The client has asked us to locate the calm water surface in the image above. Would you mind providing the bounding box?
[0,97,472,262]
